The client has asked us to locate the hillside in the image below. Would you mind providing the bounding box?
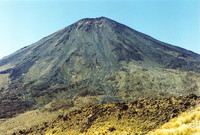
[10,94,200,135]
[0,17,200,135]
[0,17,200,119]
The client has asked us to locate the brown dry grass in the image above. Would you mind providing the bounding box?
[148,105,200,135]
[0,109,62,135]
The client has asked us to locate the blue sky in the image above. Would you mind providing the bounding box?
[0,0,199,59]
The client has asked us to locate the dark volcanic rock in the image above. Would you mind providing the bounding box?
[0,17,200,118]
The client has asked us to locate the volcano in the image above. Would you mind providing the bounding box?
[0,17,200,118]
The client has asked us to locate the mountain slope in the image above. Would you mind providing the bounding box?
[10,94,200,135]
[0,17,200,118]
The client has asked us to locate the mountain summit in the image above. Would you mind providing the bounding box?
[0,17,200,118]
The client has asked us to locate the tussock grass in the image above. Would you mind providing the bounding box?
[0,109,62,135]
[148,106,200,135]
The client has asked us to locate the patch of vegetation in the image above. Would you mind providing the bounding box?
[0,96,31,118]
[148,105,200,135]
[13,94,199,135]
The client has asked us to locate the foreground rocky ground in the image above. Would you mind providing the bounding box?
[10,94,200,135]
